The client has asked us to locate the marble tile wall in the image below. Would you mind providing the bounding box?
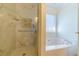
[0,4,38,56]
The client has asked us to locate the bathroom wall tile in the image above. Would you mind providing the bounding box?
[0,3,37,56]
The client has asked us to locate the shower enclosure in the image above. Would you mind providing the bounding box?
[0,3,40,56]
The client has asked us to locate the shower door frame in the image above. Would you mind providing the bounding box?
[37,3,46,56]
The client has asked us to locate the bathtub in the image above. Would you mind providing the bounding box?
[46,44,71,56]
[46,33,71,55]
[46,33,71,51]
[46,44,71,51]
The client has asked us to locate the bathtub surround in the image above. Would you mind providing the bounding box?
[46,48,66,56]
[46,44,71,51]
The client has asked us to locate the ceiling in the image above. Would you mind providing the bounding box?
[46,3,66,10]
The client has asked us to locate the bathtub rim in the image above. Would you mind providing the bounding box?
[46,44,71,51]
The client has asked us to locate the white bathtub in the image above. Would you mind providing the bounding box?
[46,44,71,51]
[46,33,72,55]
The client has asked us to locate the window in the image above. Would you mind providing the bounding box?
[46,14,56,32]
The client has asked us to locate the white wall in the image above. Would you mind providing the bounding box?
[58,4,78,56]
[46,7,59,15]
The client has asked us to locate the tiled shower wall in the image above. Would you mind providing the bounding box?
[0,4,38,56]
